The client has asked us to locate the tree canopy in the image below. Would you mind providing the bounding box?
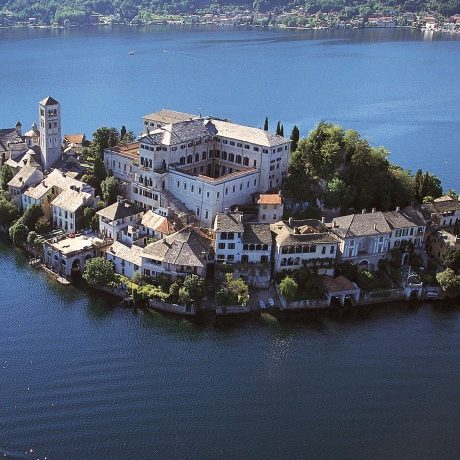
[82,257,116,287]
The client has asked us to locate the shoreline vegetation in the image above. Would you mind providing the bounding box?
[1,0,460,34]
[2,117,460,318]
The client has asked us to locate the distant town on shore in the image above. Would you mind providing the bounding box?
[1,97,460,318]
[1,0,460,34]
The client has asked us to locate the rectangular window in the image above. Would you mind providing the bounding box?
[228,243,235,249]
[230,141,235,146]
[218,243,225,249]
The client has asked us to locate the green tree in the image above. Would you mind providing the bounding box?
[276,121,281,135]
[92,127,119,157]
[443,249,460,273]
[21,204,44,231]
[279,275,298,302]
[0,165,14,190]
[178,286,193,305]
[83,207,96,229]
[90,214,99,232]
[101,176,121,205]
[324,175,346,209]
[93,154,106,185]
[279,123,284,137]
[182,274,206,303]
[0,195,19,226]
[447,189,458,200]
[9,221,29,246]
[414,169,443,202]
[35,216,51,234]
[290,125,300,152]
[82,257,116,287]
[216,273,249,306]
[120,125,127,140]
[436,268,460,297]
[263,117,269,131]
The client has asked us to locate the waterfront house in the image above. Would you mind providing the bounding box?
[141,226,212,279]
[105,241,143,278]
[213,211,244,263]
[51,188,93,233]
[97,197,143,242]
[271,218,339,275]
[383,206,426,250]
[257,193,284,223]
[329,211,391,270]
[44,234,110,277]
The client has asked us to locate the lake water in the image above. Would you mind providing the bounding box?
[1,240,460,459]
[1,27,460,459]
[0,26,459,190]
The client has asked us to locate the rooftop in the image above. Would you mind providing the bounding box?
[383,207,426,229]
[105,142,140,161]
[141,210,183,235]
[214,212,244,233]
[97,198,142,222]
[51,189,92,213]
[7,165,41,189]
[143,226,211,268]
[107,241,143,266]
[49,235,105,255]
[143,109,198,124]
[330,212,391,238]
[258,193,283,205]
[321,275,359,294]
[39,96,59,106]
[242,223,272,245]
[63,134,85,144]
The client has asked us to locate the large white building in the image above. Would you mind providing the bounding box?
[111,110,291,227]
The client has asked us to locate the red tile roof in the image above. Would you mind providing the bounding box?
[258,194,282,205]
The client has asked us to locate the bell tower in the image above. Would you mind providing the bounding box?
[39,96,61,169]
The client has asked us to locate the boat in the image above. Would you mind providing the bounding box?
[129,50,135,55]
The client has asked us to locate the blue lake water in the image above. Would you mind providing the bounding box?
[0,26,459,189]
[1,239,460,459]
[1,27,460,458]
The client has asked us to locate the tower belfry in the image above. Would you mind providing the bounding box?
[39,96,61,169]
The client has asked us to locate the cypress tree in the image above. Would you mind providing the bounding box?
[280,123,284,137]
[290,125,300,152]
[276,121,281,135]
[120,125,127,140]
[263,117,269,131]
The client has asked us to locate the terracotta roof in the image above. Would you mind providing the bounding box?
[258,194,282,205]
[321,275,359,294]
[105,142,139,160]
[64,134,85,144]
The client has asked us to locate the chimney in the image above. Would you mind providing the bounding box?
[396,206,400,212]
[288,217,293,227]
[294,227,299,234]
[371,208,376,213]
[278,190,282,196]
[239,214,243,223]
[373,223,377,231]
[117,195,124,204]
[362,209,366,214]
[224,207,229,214]
[321,216,325,223]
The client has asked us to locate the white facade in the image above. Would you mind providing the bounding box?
[39,97,62,169]
[105,241,142,278]
[130,112,291,227]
